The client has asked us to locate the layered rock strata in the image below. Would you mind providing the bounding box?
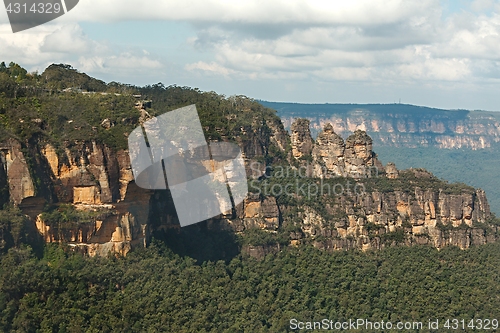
[0,110,288,256]
[0,118,497,258]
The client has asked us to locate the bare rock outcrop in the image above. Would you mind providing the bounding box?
[0,138,151,256]
[312,123,345,176]
[292,120,383,179]
[282,186,495,252]
[230,194,280,232]
[385,162,399,179]
[0,110,289,257]
[344,130,377,178]
[291,119,313,159]
[0,139,35,204]
[279,107,500,150]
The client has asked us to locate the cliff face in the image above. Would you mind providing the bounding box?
[1,139,35,205]
[0,106,289,256]
[291,119,314,159]
[288,187,494,252]
[261,102,500,219]
[0,139,150,256]
[0,113,498,258]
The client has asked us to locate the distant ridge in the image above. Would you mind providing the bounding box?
[259,100,496,113]
[259,101,500,145]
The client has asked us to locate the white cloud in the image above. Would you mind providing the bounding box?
[0,23,62,66]
[170,0,500,85]
[68,0,438,26]
[80,54,162,73]
[185,61,235,77]
[41,24,99,54]
[0,21,164,79]
[471,0,496,12]
[433,13,500,61]
[396,58,471,81]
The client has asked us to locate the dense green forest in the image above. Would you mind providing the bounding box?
[1,241,499,332]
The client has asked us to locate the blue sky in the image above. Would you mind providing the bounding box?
[1,0,500,110]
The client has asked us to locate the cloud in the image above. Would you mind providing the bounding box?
[40,25,99,54]
[432,13,500,61]
[185,61,235,77]
[172,0,500,84]
[0,21,164,79]
[68,0,438,26]
[79,54,163,73]
[0,23,61,66]
[471,0,496,12]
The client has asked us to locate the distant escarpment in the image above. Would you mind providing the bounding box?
[263,102,500,150]
[0,64,498,258]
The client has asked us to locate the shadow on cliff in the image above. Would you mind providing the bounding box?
[0,205,45,258]
[152,223,240,263]
[149,190,240,263]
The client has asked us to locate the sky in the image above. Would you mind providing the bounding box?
[1,0,500,110]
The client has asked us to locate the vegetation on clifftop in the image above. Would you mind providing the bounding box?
[0,62,285,154]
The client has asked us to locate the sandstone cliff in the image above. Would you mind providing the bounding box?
[0,107,498,258]
[0,139,151,256]
[0,99,289,256]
